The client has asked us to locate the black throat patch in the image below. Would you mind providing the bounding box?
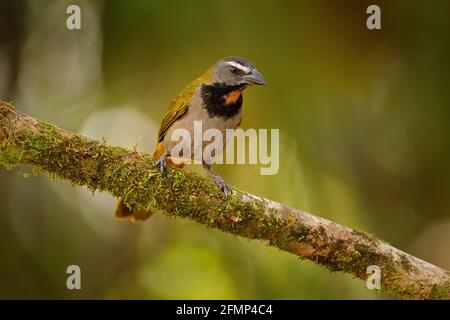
[200,83,244,119]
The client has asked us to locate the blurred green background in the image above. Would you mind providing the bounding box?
[1,0,449,299]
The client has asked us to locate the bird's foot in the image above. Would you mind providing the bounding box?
[214,175,232,200]
[154,155,168,173]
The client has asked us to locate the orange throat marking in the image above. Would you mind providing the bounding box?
[223,89,242,104]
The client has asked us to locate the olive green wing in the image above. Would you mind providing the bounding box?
[157,72,211,143]
[157,99,190,143]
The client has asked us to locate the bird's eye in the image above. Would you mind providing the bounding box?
[230,66,239,74]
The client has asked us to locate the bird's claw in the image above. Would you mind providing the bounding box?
[214,175,232,200]
[154,156,167,173]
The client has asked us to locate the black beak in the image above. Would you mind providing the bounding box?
[244,68,266,85]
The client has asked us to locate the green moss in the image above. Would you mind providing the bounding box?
[351,229,378,246]
[334,256,355,270]
[428,283,450,300]
[399,254,416,273]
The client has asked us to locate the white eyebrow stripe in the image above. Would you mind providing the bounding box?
[227,61,251,73]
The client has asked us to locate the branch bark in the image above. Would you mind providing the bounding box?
[0,101,449,300]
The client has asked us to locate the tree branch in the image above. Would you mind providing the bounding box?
[0,101,449,300]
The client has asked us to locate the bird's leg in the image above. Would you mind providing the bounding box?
[154,153,169,173]
[202,162,232,199]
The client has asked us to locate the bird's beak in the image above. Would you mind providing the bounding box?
[244,69,266,85]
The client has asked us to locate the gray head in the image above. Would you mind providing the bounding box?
[212,57,266,87]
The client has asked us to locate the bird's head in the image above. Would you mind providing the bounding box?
[199,57,265,118]
[210,57,266,88]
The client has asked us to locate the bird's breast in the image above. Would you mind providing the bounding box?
[162,87,242,162]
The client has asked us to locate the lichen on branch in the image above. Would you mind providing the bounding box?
[0,101,449,300]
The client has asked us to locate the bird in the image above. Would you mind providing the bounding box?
[115,57,266,221]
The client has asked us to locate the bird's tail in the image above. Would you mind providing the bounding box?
[115,198,153,222]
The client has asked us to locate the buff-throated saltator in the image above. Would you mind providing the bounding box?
[116,57,266,221]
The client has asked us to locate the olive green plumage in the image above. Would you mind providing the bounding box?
[157,67,214,143]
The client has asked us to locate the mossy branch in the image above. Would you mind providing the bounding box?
[1,101,449,300]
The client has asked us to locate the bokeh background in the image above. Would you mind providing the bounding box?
[1,0,449,299]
